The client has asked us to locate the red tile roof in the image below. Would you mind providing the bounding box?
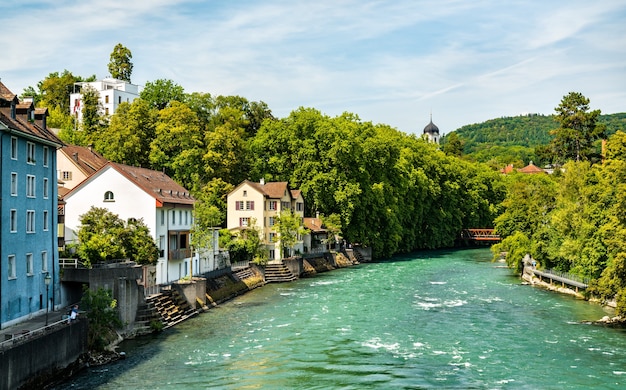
[304,217,326,232]
[60,144,108,176]
[518,162,545,174]
[109,163,195,206]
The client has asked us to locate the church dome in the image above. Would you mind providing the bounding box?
[423,120,439,134]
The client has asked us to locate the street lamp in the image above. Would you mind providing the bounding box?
[44,273,51,326]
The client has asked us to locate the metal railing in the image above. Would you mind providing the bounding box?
[0,317,70,352]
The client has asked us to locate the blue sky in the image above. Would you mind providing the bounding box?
[1,0,625,134]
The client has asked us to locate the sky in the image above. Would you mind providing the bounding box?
[1,0,625,135]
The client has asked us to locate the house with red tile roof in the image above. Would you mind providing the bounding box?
[62,162,216,284]
[57,144,108,190]
[227,179,305,261]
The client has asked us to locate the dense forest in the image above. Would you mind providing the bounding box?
[448,112,626,169]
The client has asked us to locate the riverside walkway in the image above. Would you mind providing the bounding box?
[528,267,589,293]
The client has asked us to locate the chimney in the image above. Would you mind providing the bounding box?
[260,178,265,185]
[316,211,320,219]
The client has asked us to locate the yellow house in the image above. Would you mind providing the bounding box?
[227,179,305,260]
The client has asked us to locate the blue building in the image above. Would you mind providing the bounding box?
[1,81,63,328]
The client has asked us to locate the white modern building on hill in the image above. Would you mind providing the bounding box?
[70,78,140,121]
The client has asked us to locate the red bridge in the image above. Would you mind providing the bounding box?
[460,229,501,242]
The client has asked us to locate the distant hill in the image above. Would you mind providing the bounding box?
[454,113,626,153]
[450,112,626,167]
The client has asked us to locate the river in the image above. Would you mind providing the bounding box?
[56,248,626,389]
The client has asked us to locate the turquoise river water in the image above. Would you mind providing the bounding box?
[56,248,626,389]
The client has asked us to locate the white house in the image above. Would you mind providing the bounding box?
[70,78,140,121]
[62,162,219,284]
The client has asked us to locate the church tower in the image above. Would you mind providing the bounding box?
[423,114,440,144]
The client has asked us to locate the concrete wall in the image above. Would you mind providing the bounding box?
[61,265,143,333]
[172,278,207,308]
[283,257,304,277]
[0,319,88,390]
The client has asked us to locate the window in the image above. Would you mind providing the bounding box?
[172,210,176,225]
[27,210,35,233]
[8,255,16,279]
[104,191,114,201]
[11,173,17,196]
[118,96,122,104]
[105,107,109,115]
[43,210,49,231]
[246,201,254,210]
[239,217,249,227]
[10,209,17,232]
[269,232,276,242]
[43,178,49,199]
[43,146,49,167]
[26,253,33,276]
[179,210,182,224]
[41,251,48,272]
[11,137,18,160]
[243,190,247,197]
[235,201,244,210]
[281,201,290,210]
[269,201,277,210]
[185,211,188,225]
[27,175,35,197]
[27,141,35,164]
[62,171,72,180]
[105,95,110,104]
[269,250,275,260]
[161,209,165,225]
[269,217,275,227]
[296,202,304,212]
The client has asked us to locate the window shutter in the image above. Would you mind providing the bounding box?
[236,202,240,210]
[250,201,254,210]
[239,217,242,227]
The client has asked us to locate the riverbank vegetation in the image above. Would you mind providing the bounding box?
[492,93,626,315]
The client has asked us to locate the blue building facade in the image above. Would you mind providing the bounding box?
[1,82,63,328]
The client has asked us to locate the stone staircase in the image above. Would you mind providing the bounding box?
[147,290,198,329]
[234,267,256,281]
[264,262,298,283]
[132,299,164,335]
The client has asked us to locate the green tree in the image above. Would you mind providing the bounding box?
[77,207,159,266]
[122,218,160,265]
[274,209,309,258]
[442,132,465,157]
[550,92,606,163]
[77,207,126,266]
[149,101,203,189]
[80,85,105,137]
[224,219,266,264]
[141,79,185,110]
[80,286,122,351]
[605,130,626,161]
[108,43,133,82]
[96,99,157,167]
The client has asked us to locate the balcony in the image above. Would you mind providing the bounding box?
[169,248,192,260]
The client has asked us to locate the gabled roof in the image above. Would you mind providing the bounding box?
[233,180,291,199]
[0,81,16,101]
[518,162,545,174]
[60,144,108,176]
[304,217,326,233]
[0,81,63,147]
[64,162,195,206]
[291,189,302,200]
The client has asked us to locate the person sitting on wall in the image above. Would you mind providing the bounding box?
[68,305,79,324]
